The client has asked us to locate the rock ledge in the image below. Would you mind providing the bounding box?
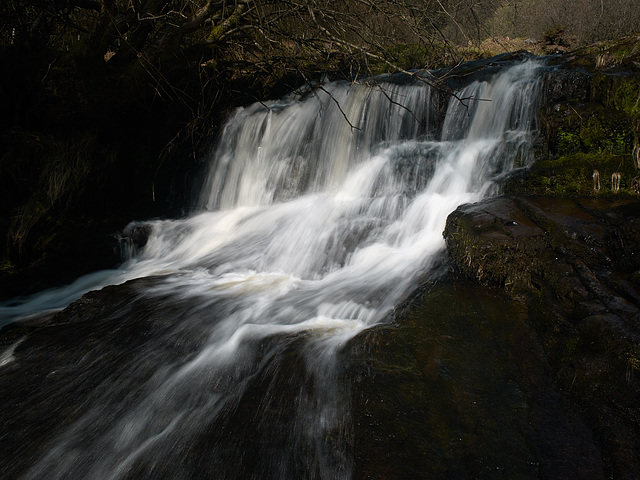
[444,195,640,479]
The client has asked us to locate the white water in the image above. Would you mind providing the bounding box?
[2,59,542,479]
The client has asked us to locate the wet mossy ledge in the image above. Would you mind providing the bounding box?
[505,153,638,196]
[444,196,640,298]
[526,33,640,198]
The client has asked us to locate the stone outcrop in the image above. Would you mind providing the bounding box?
[444,195,640,479]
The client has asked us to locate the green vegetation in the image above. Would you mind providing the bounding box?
[506,153,637,196]
[554,108,631,156]
[509,43,640,198]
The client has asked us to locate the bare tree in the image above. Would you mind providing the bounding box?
[489,0,640,46]
[0,0,499,95]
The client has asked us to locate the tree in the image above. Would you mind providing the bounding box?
[489,0,640,47]
[0,0,499,96]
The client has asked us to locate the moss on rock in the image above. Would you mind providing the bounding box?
[528,39,640,198]
[506,152,637,196]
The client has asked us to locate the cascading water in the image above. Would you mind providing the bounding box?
[0,58,543,479]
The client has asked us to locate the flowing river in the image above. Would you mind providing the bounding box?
[0,58,570,479]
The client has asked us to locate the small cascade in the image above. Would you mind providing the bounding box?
[197,78,437,211]
[0,58,544,479]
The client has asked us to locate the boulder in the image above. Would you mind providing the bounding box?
[444,195,640,479]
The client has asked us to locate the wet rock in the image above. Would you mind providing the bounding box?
[444,195,640,479]
[347,279,608,479]
[116,222,153,260]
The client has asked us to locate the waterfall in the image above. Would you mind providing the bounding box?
[0,58,543,479]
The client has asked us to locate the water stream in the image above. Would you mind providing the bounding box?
[0,58,544,479]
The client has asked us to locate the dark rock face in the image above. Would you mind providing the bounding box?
[0,274,615,480]
[444,195,640,479]
[348,279,609,479]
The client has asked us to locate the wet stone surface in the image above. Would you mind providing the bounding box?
[0,275,617,480]
[444,195,640,480]
[347,279,607,479]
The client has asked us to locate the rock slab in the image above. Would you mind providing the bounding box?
[444,195,640,479]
